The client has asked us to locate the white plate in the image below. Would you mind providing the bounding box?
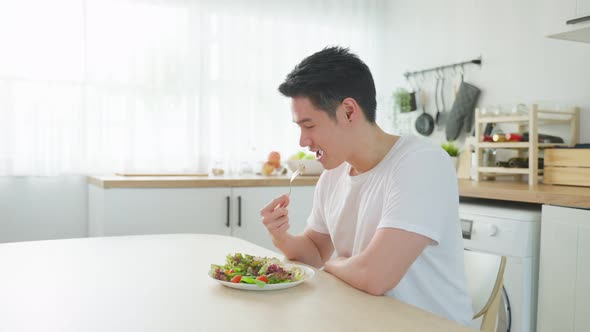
[211,264,315,291]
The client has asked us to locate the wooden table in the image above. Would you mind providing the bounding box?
[0,234,475,332]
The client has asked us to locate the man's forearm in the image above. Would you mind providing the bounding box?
[324,256,380,295]
[273,233,324,268]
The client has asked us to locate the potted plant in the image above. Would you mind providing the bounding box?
[392,88,413,113]
[441,141,460,169]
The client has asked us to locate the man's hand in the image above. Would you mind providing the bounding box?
[323,256,347,273]
[259,195,334,268]
[260,194,291,244]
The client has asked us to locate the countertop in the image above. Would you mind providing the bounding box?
[458,179,590,209]
[88,174,321,188]
[88,175,590,209]
[0,234,475,332]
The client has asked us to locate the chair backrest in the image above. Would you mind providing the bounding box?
[463,250,507,332]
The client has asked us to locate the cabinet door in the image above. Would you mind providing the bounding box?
[577,0,590,17]
[537,211,577,332]
[543,0,577,36]
[575,224,590,332]
[231,186,315,251]
[96,187,232,236]
[538,205,590,332]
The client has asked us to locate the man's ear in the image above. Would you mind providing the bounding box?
[341,98,360,123]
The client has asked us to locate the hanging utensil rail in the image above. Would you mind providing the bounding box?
[404,56,482,79]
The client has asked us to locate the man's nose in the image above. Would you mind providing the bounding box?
[299,134,311,148]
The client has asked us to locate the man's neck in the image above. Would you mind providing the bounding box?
[348,127,398,176]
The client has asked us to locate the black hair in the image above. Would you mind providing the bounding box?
[278,46,377,123]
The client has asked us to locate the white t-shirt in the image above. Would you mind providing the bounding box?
[307,135,473,326]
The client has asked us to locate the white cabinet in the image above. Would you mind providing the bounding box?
[88,184,315,251]
[89,185,232,237]
[577,0,590,17]
[231,186,314,251]
[543,0,577,37]
[575,225,590,330]
[547,0,590,43]
[537,205,590,332]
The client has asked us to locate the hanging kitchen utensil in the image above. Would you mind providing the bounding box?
[436,68,448,130]
[451,65,460,106]
[415,90,434,136]
[436,71,449,130]
[445,79,481,141]
[434,71,441,127]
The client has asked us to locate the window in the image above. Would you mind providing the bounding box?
[0,0,384,175]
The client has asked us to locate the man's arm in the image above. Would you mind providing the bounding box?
[260,194,334,268]
[323,228,431,296]
[273,228,333,268]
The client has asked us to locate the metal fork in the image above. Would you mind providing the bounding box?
[288,164,305,197]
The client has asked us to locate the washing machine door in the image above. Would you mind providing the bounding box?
[496,286,511,332]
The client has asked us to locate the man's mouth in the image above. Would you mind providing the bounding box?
[315,149,324,160]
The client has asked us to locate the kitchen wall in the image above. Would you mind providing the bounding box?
[0,176,87,243]
[3,0,589,243]
[378,0,590,146]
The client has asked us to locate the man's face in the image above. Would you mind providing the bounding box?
[291,97,350,170]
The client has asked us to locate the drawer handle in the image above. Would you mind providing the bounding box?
[226,196,230,228]
[238,196,242,227]
[567,15,590,25]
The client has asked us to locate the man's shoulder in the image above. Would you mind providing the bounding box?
[395,135,441,154]
[386,136,447,168]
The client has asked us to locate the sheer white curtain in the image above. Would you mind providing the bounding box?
[0,0,385,176]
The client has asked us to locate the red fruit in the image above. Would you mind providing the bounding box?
[230,275,242,283]
[267,151,281,168]
[256,275,268,283]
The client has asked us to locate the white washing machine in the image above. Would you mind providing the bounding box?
[459,199,541,332]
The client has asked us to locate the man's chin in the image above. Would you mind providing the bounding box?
[321,160,344,170]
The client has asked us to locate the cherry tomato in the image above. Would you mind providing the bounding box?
[230,275,242,283]
[256,275,268,283]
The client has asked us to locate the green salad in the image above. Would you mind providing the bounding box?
[209,253,304,287]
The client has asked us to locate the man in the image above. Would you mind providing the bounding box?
[260,46,473,326]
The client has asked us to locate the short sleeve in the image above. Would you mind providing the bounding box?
[306,172,330,234]
[378,149,459,245]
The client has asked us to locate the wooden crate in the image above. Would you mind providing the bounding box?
[543,149,590,187]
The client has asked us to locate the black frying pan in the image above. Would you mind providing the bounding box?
[415,91,434,136]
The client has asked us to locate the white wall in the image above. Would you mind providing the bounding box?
[4,1,589,243]
[0,176,87,243]
[379,0,590,146]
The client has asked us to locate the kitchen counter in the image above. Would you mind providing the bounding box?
[0,234,475,332]
[458,179,590,209]
[88,174,320,189]
[88,175,590,209]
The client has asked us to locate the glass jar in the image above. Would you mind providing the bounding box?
[511,103,528,116]
[482,149,497,167]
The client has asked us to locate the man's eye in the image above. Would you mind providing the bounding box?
[304,125,315,129]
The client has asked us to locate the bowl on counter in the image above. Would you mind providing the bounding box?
[286,159,324,176]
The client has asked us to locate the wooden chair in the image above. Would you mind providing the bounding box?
[464,250,507,332]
